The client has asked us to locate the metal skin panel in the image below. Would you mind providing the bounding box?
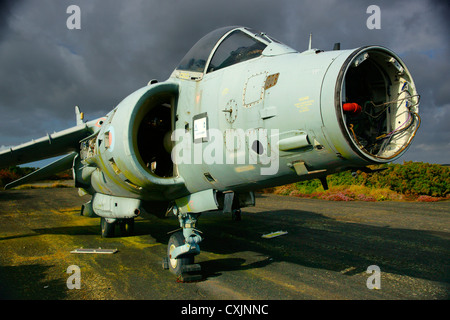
[320,48,370,165]
[92,192,141,219]
[174,189,219,214]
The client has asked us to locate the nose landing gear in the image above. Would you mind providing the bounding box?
[162,212,203,282]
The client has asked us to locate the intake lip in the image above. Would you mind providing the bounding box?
[334,46,420,164]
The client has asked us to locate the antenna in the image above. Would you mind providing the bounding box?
[308,33,312,50]
[75,106,84,125]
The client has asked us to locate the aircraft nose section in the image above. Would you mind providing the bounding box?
[324,46,420,164]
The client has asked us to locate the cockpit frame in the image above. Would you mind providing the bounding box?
[173,27,273,81]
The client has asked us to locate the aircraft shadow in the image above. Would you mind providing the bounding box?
[0,264,68,299]
[0,190,36,202]
[125,207,450,285]
[190,208,449,285]
[198,257,273,280]
[13,206,449,286]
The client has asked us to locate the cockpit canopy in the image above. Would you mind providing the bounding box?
[175,26,286,78]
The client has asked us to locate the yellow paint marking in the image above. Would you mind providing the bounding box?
[295,96,314,112]
[235,165,255,173]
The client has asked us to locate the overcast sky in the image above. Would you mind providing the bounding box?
[0,0,449,166]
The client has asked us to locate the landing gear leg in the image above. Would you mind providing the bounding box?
[232,209,242,221]
[101,217,116,238]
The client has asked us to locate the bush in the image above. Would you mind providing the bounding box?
[0,168,21,188]
[0,166,72,189]
[365,162,449,197]
[265,162,449,201]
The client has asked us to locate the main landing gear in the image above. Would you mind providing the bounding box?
[100,217,135,238]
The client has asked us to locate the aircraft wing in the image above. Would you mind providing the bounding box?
[4,152,77,190]
[0,123,92,168]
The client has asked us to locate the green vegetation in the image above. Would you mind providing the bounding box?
[1,162,449,202]
[0,167,72,189]
[263,162,450,202]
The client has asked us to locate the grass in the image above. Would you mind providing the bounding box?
[13,181,74,190]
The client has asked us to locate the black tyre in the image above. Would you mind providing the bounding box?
[119,218,135,236]
[101,217,115,238]
[232,209,242,221]
[167,231,194,275]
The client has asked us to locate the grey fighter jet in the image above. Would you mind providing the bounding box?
[0,26,420,277]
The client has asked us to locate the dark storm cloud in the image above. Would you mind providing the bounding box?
[0,0,24,39]
[0,0,448,163]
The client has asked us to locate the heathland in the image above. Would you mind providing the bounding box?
[1,161,448,202]
[261,162,449,202]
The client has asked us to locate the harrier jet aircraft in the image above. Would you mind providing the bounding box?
[0,26,420,277]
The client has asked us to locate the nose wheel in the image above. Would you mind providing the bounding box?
[167,231,195,275]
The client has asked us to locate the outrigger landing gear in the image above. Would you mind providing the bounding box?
[163,212,202,281]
